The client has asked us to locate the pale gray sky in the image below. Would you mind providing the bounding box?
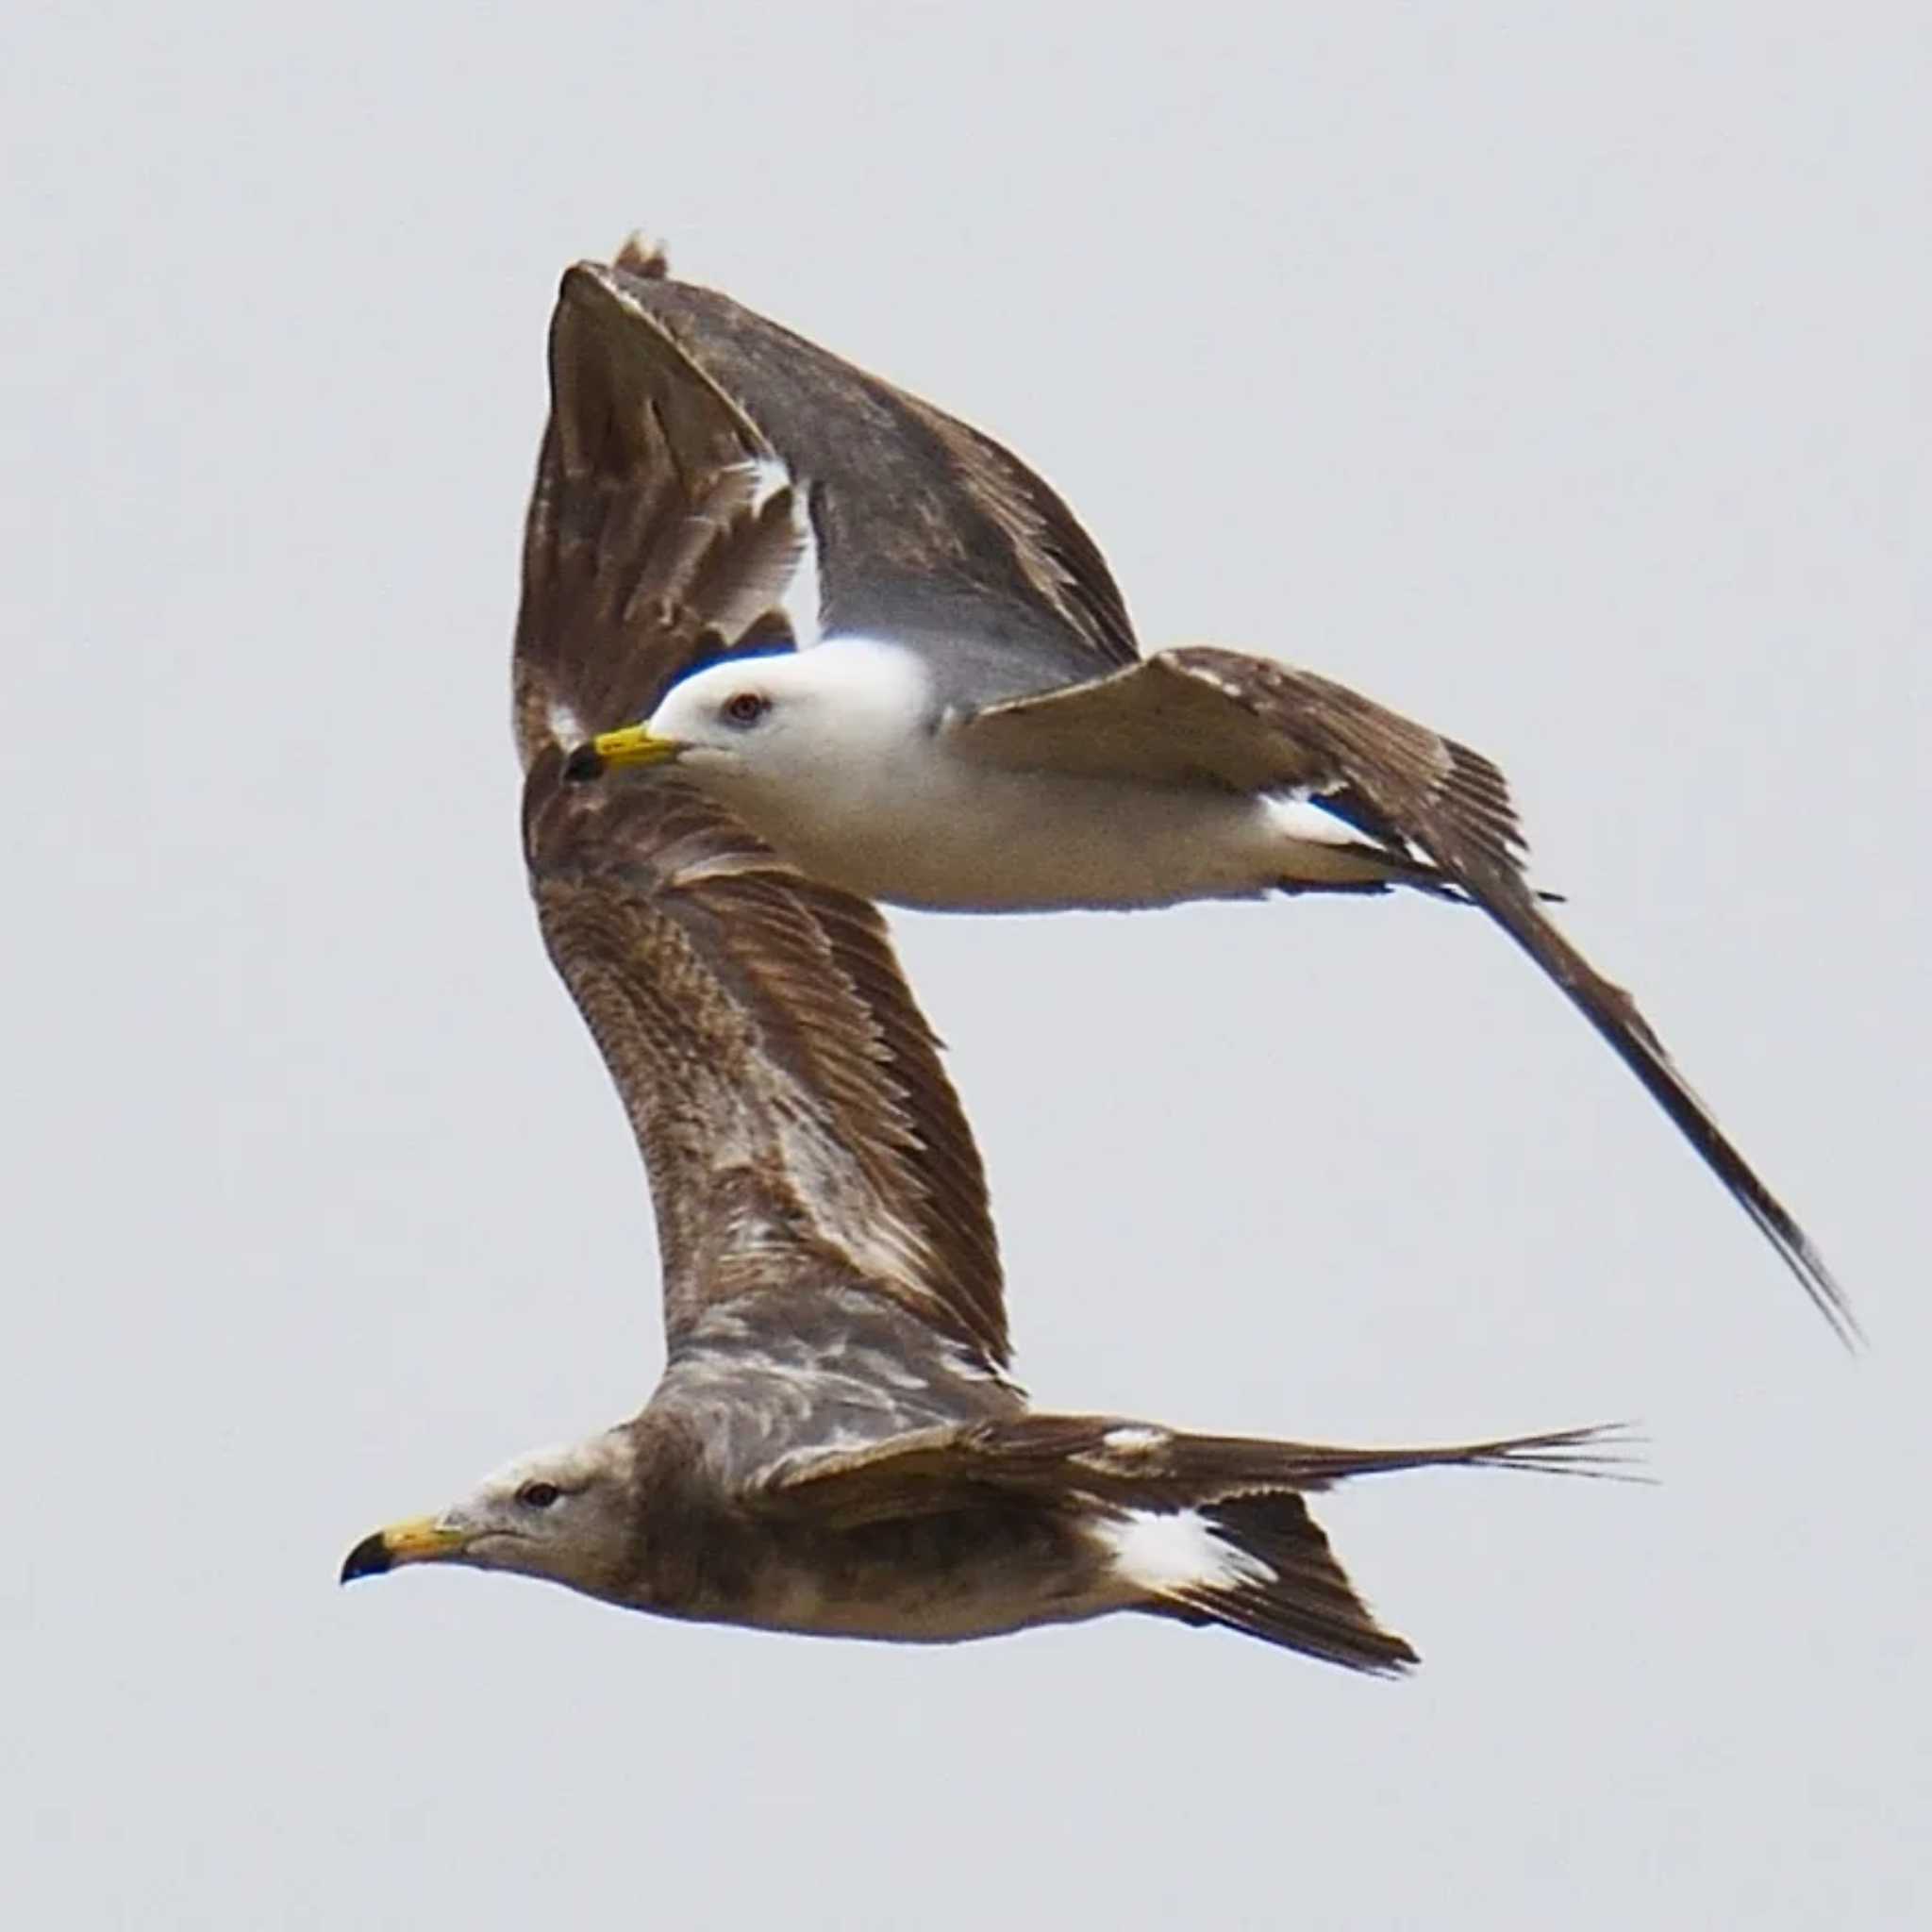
[6,6,1926,1927]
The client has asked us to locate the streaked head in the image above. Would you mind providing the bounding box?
[570,639,934,808]
[341,1429,638,1601]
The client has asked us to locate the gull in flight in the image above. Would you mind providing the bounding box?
[341,239,1617,1668]
[560,244,1854,1344]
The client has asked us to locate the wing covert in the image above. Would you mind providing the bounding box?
[552,257,1141,683]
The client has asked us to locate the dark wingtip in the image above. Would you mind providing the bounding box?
[1795,1241,1865,1354]
[340,1532,392,1585]
[561,742,605,784]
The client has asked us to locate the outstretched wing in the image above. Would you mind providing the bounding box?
[958,648,1855,1343]
[552,256,1141,692]
[755,1416,1626,1529]
[515,241,1008,1367]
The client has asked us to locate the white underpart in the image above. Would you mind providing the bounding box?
[737,455,823,649]
[650,636,1399,911]
[1098,1508,1278,1594]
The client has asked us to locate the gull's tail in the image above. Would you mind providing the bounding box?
[1089,1422,1627,1674]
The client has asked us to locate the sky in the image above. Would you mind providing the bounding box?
[5,5,1926,1926]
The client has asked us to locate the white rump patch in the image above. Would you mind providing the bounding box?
[1097,1507,1277,1594]
[1102,1426,1167,1452]
[1260,790,1369,849]
[1258,791,1416,889]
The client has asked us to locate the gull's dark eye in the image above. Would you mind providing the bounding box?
[722,691,769,727]
[516,1480,562,1510]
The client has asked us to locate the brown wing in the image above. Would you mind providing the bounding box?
[756,1415,1624,1529]
[515,241,1008,1366]
[552,258,1140,687]
[958,649,1856,1344]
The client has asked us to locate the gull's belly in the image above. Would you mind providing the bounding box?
[738,758,1323,912]
[684,1508,1129,1644]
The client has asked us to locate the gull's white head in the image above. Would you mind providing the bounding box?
[341,1428,640,1601]
[582,638,937,822]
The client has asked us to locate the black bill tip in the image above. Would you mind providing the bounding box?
[562,742,605,783]
[340,1531,393,1585]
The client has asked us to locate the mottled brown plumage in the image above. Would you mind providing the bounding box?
[515,264,1007,1363]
